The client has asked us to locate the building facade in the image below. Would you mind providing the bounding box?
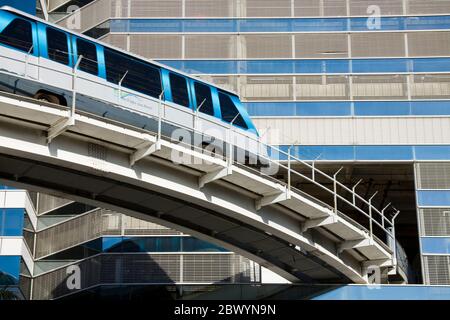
[2,0,450,299]
[51,0,450,286]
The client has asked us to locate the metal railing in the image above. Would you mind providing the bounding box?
[0,48,399,253]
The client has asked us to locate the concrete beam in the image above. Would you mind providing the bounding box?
[199,167,232,189]
[255,190,290,210]
[47,117,75,144]
[301,214,339,232]
[338,238,373,254]
[130,140,161,166]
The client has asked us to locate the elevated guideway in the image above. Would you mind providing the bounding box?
[0,89,402,284]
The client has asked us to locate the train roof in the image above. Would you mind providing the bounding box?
[0,6,239,96]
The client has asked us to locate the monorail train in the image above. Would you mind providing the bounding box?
[0,6,266,164]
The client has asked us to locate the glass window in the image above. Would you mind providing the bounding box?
[194,82,214,116]
[218,91,248,129]
[417,191,450,207]
[0,209,24,236]
[76,38,98,75]
[0,18,33,52]
[169,72,190,107]
[104,48,162,98]
[46,27,69,65]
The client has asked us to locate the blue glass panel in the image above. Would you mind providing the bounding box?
[111,16,450,33]
[239,19,291,32]
[411,101,450,115]
[242,60,295,74]
[350,17,404,31]
[417,190,450,207]
[415,146,450,160]
[355,146,413,160]
[0,208,24,236]
[0,256,20,285]
[0,185,15,190]
[351,59,409,73]
[406,15,450,30]
[183,19,236,32]
[102,237,124,252]
[354,101,411,116]
[413,58,450,72]
[314,285,450,300]
[296,102,351,116]
[295,146,354,161]
[182,238,227,252]
[245,102,297,116]
[292,18,348,31]
[246,102,351,117]
[421,237,450,254]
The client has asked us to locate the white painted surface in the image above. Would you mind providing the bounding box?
[254,117,450,145]
[261,267,291,284]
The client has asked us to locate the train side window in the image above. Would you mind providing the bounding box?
[218,92,248,129]
[169,73,190,108]
[194,82,214,116]
[76,38,98,75]
[46,28,69,65]
[0,18,33,53]
[104,48,161,98]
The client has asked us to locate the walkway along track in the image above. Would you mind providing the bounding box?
[0,90,403,284]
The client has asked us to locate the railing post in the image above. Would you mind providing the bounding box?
[24,45,34,78]
[287,145,294,193]
[391,209,401,266]
[158,90,165,141]
[72,55,83,117]
[194,98,206,130]
[368,191,378,239]
[381,202,391,229]
[227,113,241,167]
[333,167,344,214]
[352,179,363,206]
[118,70,129,104]
[311,153,322,182]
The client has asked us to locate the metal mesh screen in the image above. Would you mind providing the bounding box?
[101,34,128,50]
[183,254,233,283]
[37,194,72,215]
[186,35,237,59]
[100,254,181,283]
[186,0,237,17]
[32,255,102,300]
[349,0,404,15]
[23,229,35,256]
[296,75,350,100]
[35,209,104,258]
[241,76,294,101]
[123,215,182,235]
[411,74,450,99]
[408,32,450,57]
[416,163,450,189]
[242,35,293,59]
[129,0,183,17]
[352,75,408,99]
[130,34,182,59]
[245,0,291,17]
[293,0,348,16]
[351,33,405,57]
[295,33,349,58]
[419,208,450,236]
[19,275,32,300]
[423,255,450,285]
[407,0,450,15]
[56,0,113,33]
